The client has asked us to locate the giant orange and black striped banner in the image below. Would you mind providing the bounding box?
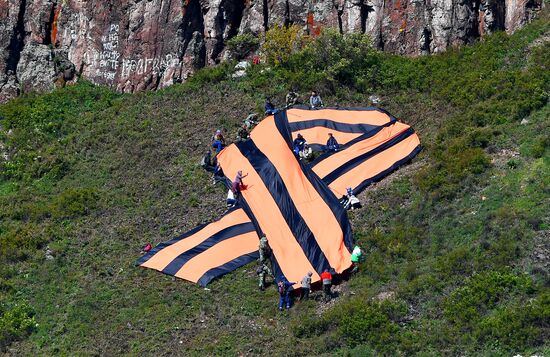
[137,107,421,287]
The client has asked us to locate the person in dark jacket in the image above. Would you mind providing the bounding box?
[265,97,278,115]
[326,133,340,152]
[236,124,249,142]
[286,90,299,107]
[293,134,306,156]
[277,276,296,310]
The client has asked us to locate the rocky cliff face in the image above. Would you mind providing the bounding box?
[0,0,544,102]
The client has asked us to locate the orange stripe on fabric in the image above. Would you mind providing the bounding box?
[291,127,363,146]
[286,108,392,126]
[313,122,412,179]
[140,209,251,271]
[250,118,352,274]
[175,231,259,283]
[329,133,421,196]
[217,140,320,286]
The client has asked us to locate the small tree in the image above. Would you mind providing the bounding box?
[261,24,307,66]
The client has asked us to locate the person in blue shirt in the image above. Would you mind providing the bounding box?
[211,129,226,153]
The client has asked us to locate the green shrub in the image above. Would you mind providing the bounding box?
[261,24,307,66]
[0,303,37,350]
[327,298,407,351]
[187,64,230,87]
[50,188,99,220]
[291,315,330,338]
[521,135,549,158]
[443,271,536,326]
[475,290,550,350]
[0,223,45,261]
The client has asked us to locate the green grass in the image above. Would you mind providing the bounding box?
[0,11,549,355]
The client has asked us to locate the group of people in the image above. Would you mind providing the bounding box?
[201,112,260,198]
[205,127,363,213]
[207,89,326,165]
[265,90,325,116]
[292,131,341,161]
[257,231,364,310]
[199,90,367,312]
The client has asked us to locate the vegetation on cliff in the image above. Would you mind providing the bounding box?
[1,11,549,355]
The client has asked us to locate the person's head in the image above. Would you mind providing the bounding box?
[328,133,333,137]
[347,187,353,195]
[307,271,313,277]
[237,170,242,176]
[216,129,221,135]
[312,90,317,96]
[297,133,303,139]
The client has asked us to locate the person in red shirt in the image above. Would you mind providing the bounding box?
[320,269,333,302]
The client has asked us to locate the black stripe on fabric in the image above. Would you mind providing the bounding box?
[230,196,287,285]
[274,112,355,253]
[322,128,416,185]
[197,252,259,287]
[289,119,380,134]
[136,222,209,266]
[353,145,422,195]
[308,144,325,152]
[161,222,256,275]
[274,112,294,151]
[235,138,331,274]
[310,120,397,167]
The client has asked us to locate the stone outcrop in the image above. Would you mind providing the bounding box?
[0,0,544,102]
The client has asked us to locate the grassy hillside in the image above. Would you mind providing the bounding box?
[1,12,549,356]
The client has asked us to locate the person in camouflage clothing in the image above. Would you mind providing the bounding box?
[259,234,271,263]
[256,262,272,291]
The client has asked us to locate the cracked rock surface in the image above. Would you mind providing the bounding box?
[0,0,544,102]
